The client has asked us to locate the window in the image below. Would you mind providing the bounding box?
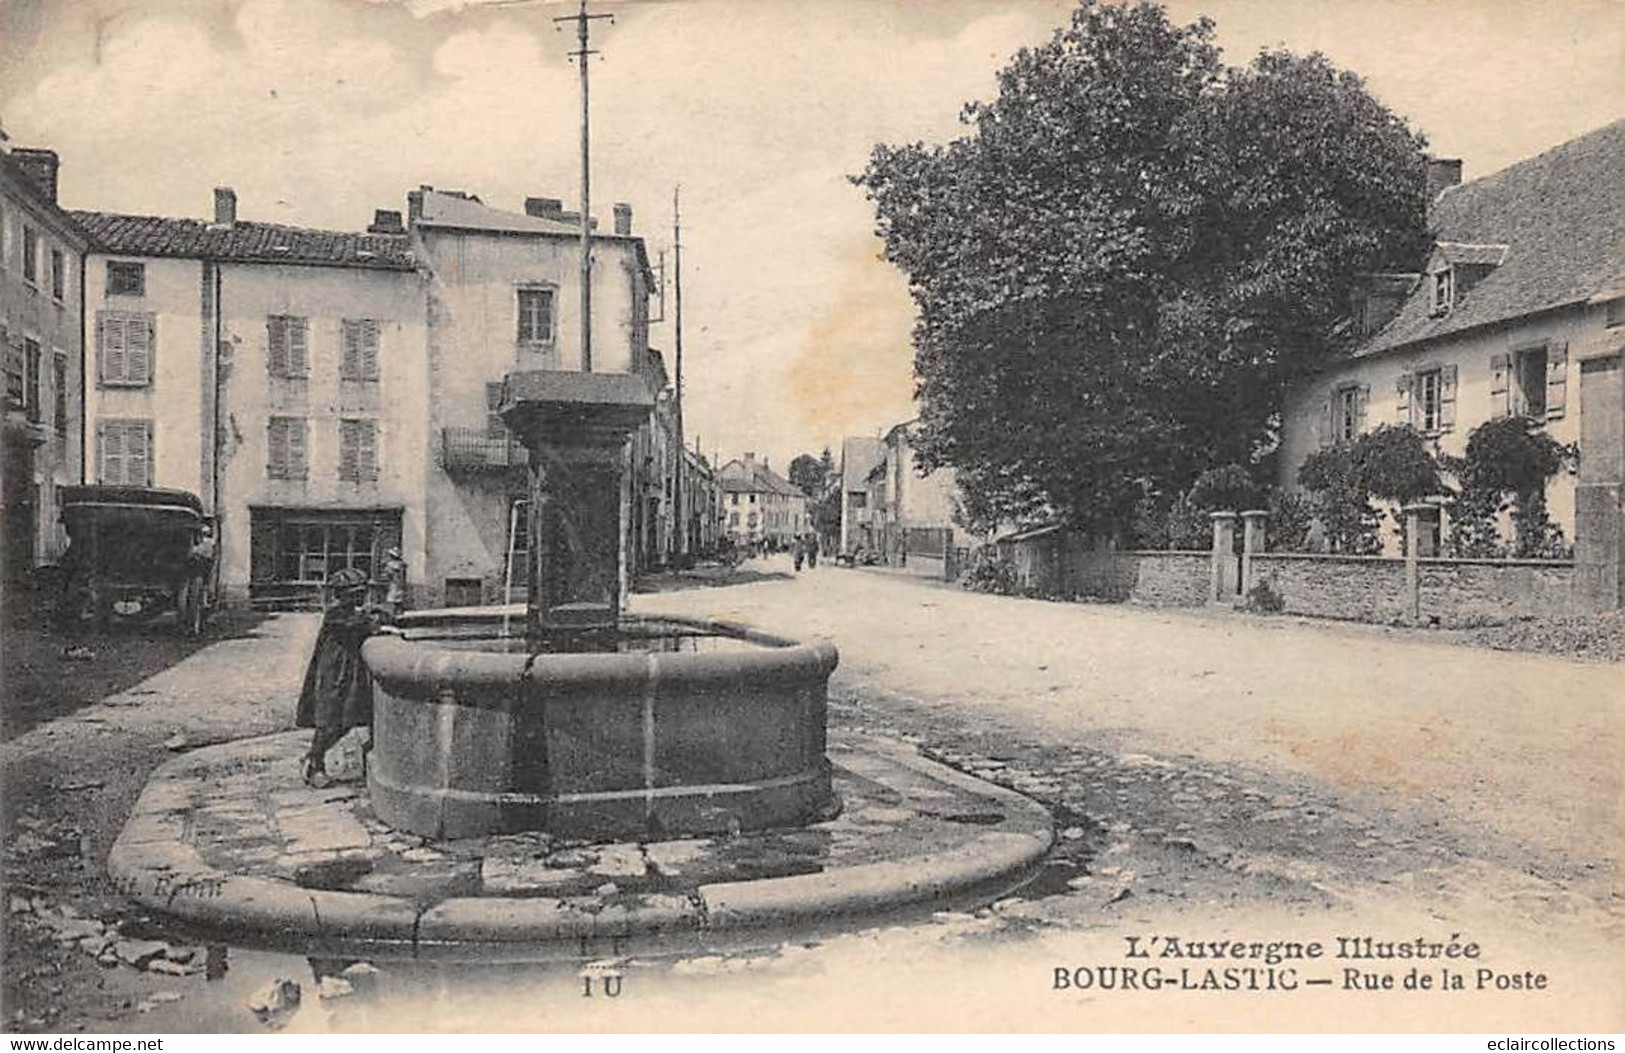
[249,509,400,595]
[748,493,757,505]
[849,491,867,510]
[1430,268,1453,315]
[1513,346,1548,418]
[516,287,555,345]
[339,318,380,381]
[267,416,308,480]
[106,261,145,297]
[1607,299,1625,329]
[3,331,21,409]
[98,419,153,486]
[1333,383,1366,443]
[52,353,67,436]
[23,339,41,423]
[1415,368,1443,432]
[50,249,65,302]
[728,511,739,527]
[485,382,508,439]
[339,418,378,482]
[279,523,377,584]
[22,227,39,285]
[267,315,309,378]
[97,311,154,387]
[729,492,738,506]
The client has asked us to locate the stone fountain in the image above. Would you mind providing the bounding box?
[362,370,840,841]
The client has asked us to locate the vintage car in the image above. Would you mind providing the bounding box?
[57,485,217,636]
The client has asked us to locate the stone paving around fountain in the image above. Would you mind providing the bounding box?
[107,728,1052,958]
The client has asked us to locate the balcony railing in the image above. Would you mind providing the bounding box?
[442,427,529,472]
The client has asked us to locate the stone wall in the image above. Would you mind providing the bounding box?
[1249,552,1574,626]
[1249,554,1411,623]
[1416,559,1576,626]
[1066,547,1210,607]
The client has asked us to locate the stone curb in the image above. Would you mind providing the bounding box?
[109,733,1053,954]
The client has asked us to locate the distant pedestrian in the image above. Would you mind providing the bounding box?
[382,546,408,617]
[793,535,806,572]
[806,532,820,569]
[296,567,387,787]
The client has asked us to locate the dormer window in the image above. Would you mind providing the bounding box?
[1431,267,1453,316]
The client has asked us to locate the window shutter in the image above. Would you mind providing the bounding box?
[127,314,153,385]
[486,382,507,439]
[128,422,152,486]
[1355,383,1370,435]
[1395,371,1413,425]
[289,419,307,478]
[341,320,359,380]
[98,421,119,483]
[268,317,286,376]
[1546,341,1568,420]
[1490,353,1510,418]
[290,318,308,377]
[268,420,286,478]
[1439,364,1457,432]
[102,314,126,383]
[360,421,378,481]
[339,421,358,482]
[362,320,379,380]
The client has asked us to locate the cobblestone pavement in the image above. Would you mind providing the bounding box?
[104,728,1047,951]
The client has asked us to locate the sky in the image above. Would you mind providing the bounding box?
[2,0,1620,473]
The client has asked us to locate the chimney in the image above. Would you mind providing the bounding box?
[368,209,405,235]
[613,202,632,235]
[213,187,237,226]
[407,185,431,227]
[525,196,564,218]
[1426,157,1463,202]
[12,148,60,204]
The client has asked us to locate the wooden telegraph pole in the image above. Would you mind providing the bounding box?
[673,186,687,562]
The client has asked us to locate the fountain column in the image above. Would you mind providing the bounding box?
[499,371,655,646]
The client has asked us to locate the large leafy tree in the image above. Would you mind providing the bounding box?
[854,0,1431,532]
[789,448,843,540]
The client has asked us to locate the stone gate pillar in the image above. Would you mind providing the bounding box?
[1403,502,1441,623]
[1240,509,1268,595]
[1574,344,1624,611]
[1209,511,1238,603]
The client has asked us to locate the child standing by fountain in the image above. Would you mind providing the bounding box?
[297,566,387,787]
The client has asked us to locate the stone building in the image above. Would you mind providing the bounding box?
[875,419,973,575]
[1277,119,1624,608]
[72,189,428,606]
[718,452,806,549]
[1,144,90,585]
[404,188,656,607]
[837,435,884,557]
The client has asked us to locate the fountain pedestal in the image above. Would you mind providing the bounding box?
[501,371,653,644]
[365,369,839,841]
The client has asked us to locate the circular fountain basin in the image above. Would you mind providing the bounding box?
[362,610,840,841]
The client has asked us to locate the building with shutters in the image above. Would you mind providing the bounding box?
[718,452,806,550]
[73,188,429,606]
[1277,121,1625,558]
[400,188,657,607]
[1,142,91,586]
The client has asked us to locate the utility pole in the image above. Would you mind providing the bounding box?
[555,0,613,372]
[672,186,687,561]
